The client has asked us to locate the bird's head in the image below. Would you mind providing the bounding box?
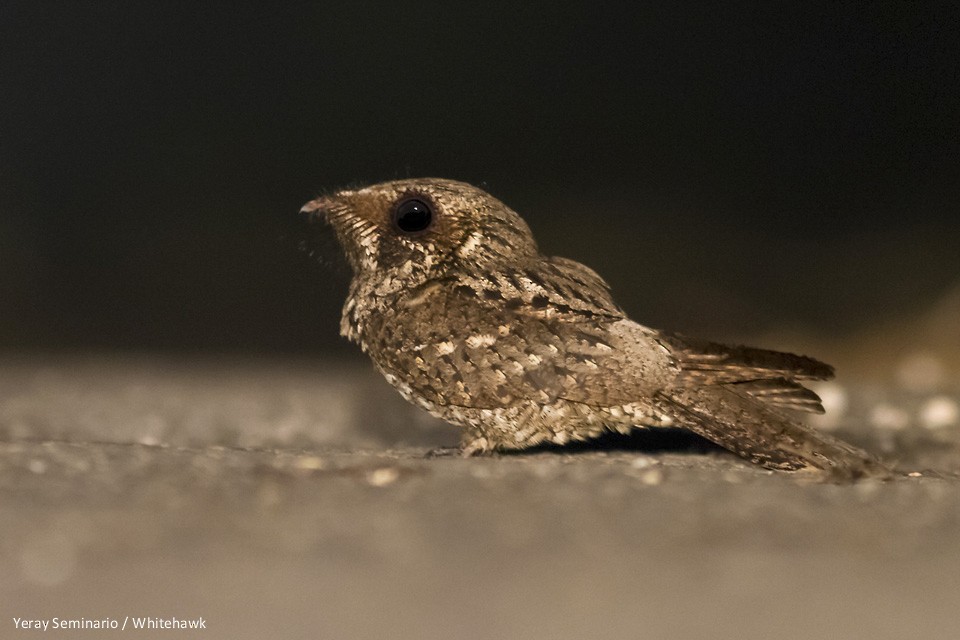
[301,178,538,290]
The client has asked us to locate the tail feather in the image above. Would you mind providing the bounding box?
[732,378,826,414]
[657,385,889,479]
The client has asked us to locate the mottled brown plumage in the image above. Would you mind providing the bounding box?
[302,178,887,477]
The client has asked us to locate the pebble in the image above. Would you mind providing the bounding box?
[640,469,664,486]
[367,466,400,487]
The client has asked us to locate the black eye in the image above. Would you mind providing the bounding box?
[393,198,434,234]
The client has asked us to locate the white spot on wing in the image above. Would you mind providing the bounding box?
[466,334,497,349]
[435,341,455,356]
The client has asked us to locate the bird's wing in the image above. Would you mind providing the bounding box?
[459,256,835,414]
[381,260,664,411]
[396,259,831,416]
[656,332,834,381]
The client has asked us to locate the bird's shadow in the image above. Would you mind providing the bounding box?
[503,428,725,456]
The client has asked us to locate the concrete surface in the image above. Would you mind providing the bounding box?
[2,354,959,640]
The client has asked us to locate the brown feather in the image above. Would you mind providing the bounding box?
[658,332,835,382]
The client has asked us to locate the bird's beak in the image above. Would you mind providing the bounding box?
[300,196,333,221]
[298,190,374,272]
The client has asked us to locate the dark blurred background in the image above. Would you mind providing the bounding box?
[2,2,958,356]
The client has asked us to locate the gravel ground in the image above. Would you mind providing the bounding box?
[2,354,959,640]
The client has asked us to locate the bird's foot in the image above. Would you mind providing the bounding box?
[425,433,496,458]
[459,436,494,457]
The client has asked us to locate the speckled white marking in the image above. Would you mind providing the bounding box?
[435,341,455,356]
[540,404,569,420]
[402,281,443,307]
[457,231,484,257]
[465,334,497,349]
[518,276,547,295]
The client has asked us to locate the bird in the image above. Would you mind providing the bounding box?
[301,178,888,478]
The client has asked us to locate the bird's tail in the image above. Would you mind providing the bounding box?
[657,385,891,480]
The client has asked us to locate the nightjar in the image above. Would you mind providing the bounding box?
[301,178,887,477]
